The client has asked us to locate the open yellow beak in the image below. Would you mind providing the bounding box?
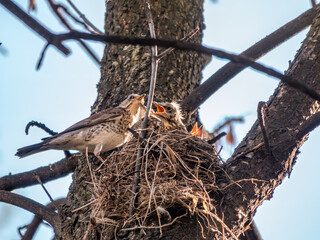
[195,125,203,138]
[152,102,166,115]
[190,122,198,135]
[190,123,203,138]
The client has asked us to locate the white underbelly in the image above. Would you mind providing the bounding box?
[48,128,130,154]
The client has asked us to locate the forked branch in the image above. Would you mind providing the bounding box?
[0,190,60,235]
[0,157,77,191]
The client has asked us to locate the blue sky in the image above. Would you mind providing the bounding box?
[1,0,319,239]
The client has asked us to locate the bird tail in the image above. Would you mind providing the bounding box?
[15,142,48,158]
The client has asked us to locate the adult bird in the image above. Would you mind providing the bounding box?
[16,94,145,158]
[151,102,187,131]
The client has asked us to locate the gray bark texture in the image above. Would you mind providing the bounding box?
[60,0,208,239]
[221,6,320,237]
[59,2,320,239]
[91,0,207,113]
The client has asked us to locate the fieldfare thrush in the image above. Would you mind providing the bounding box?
[16,94,145,158]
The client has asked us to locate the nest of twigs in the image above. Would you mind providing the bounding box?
[87,127,226,236]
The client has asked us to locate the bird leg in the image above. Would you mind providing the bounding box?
[93,144,105,163]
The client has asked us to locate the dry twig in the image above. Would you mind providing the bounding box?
[181,5,319,112]
[0,190,60,235]
[51,31,320,106]
[257,102,272,159]
[21,198,66,240]
[83,128,237,238]
[25,120,57,136]
[1,0,319,105]
[0,156,77,191]
[130,0,159,216]
[66,0,103,34]
[157,26,200,60]
[46,0,100,67]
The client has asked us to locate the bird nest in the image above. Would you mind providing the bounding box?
[87,127,225,236]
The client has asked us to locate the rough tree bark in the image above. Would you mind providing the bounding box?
[220,6,320,237]
[61,0,208,239]
[91,0,207,113]
[59,1,320,239]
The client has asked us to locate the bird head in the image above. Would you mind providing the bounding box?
[120,94,146,122]
[151,102,186,130]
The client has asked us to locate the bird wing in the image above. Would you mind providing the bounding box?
[57,107,126,135]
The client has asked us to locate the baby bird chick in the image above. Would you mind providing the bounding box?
[151,102,187,131]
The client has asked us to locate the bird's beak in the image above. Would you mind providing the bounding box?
[152,102,166,115]
[138,94,146,102]
[195,125,203,138]
[190,122,198,135]
[190,123,203,138]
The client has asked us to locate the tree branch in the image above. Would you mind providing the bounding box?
[0,156,77,191]
[2,0,319,107]
[130,0,159,216]
[66,0,103,34]
[257,102,272,159]
[181,5,318,112]
[46,0,100,66]
[213,117,244,135]
[25,120,57,135]
[222,8,320,236]
[21,198,66,240]
[24,120,71,157]
[156,26,200,60]
[52,28,320,105]
[296,110,320,139]
[0,0,70,55]
[0,190,60,234]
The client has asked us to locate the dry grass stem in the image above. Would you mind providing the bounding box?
[82,128,240,239]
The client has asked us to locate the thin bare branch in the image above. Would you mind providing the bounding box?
[157,26,200,60]
[181,5,318,112]
[213,117,244,135]
[1,0,319,106]
[207,132,227,145]
[54,30,320,105]
[130,0,159,216]
[296,110,320,139]
[311,0,317,7]
[0,190,60,234]
[21,198,66,240]
[46,0,100,66]
[35,175,60,213]
[0,0,70,55]
[25,120,71,157]
[0,156,77,191]
[257,102,272,159]
[25,120,57,136]
[53,2,95,33]
[66,0,103,34]
[36,43,50,70]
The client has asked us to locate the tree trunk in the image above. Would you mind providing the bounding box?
[220,6,320,237]
[60,1,208,239]
[91,0,207,113]
[59,1,320,239]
